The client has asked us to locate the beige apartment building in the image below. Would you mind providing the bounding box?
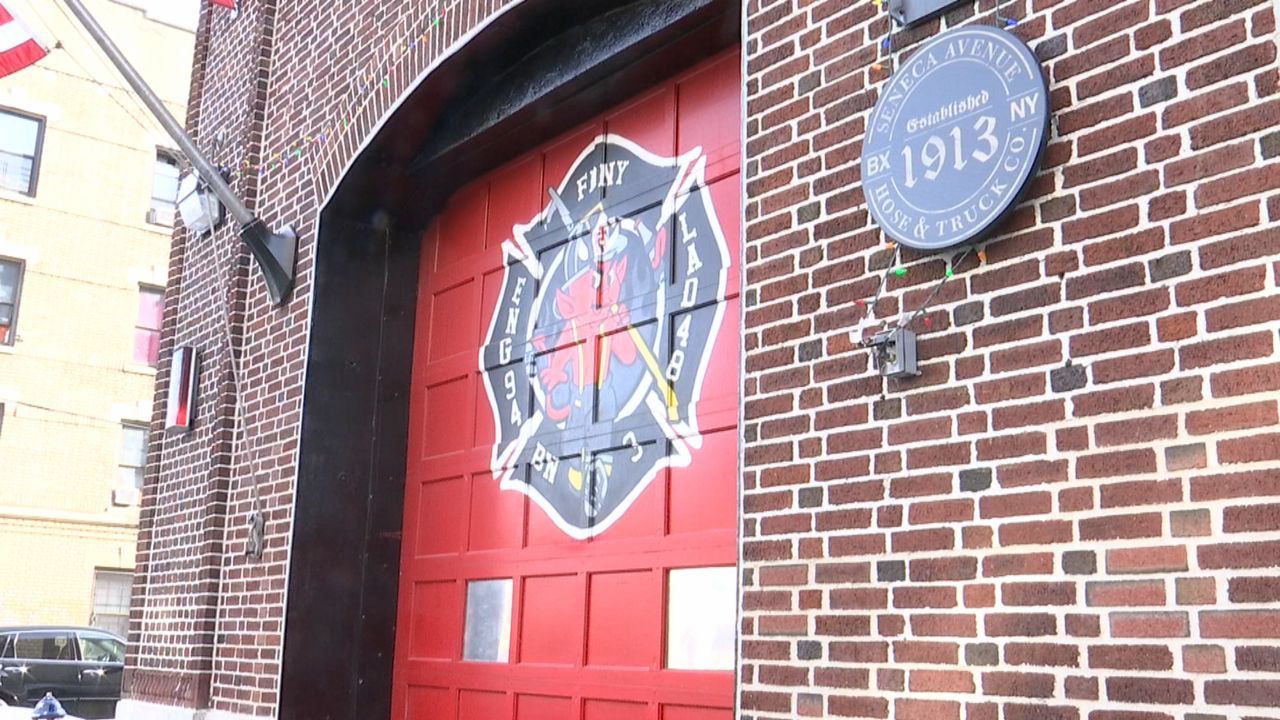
[0,0,194,633]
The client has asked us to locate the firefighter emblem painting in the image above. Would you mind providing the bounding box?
[480,136,730,537]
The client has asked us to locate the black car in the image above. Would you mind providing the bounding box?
[0,627,123,719]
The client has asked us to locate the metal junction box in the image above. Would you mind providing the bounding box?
[887,0,970,27]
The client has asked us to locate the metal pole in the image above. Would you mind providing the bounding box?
[61,0,297,305]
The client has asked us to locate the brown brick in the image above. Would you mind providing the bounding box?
[1162,82,1249,128]
[1090,350,1175,385]
[894,698,959,720]
[983,552,1054,578]
[1159,20,1248,69]
[1237,645,1280,671]
[1109,611,1190,638]
[1179,331,1273,370]
[1183,645,1227,674]
[1218,432,1280,463]
[1187,400,1279,435]
[1189,468,1280,501]
[1190,98,1280,149]
[1200,610,1280,639]
[1003,643,1079,668]
[1199,226,1280,270]
[1088,644,1173,669]
[1098,478,1182,507]
[1186,42,1277,90]
[1175,577,1216,605]
[1105,677,1193,704]
[1077,450,1158,480]
[1002,582,1076,607]
[1170,508,1211,536]
[1196,165,1280,208]
[1062,205,1141,244]
[1204,679,1280,706]
[1087,581,1166,608]
[1106,545,1188,574]
[1160,377,1203,404]
[1072,385,1156,417]
[981,671,1056,698]
[999,520,1073,547]
[1205,295,1280,332]
[985,613,1058,638]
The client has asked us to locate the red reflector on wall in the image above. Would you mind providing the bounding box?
[165,346,198,431]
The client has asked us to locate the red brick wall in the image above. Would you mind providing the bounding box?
[129,1,518,716]
[740,0,1280,718]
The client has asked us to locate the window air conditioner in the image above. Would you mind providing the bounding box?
[146,207,176,227]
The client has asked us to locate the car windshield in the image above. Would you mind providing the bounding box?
[78,635,124,664]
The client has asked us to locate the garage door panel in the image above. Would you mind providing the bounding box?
[587,570,660,668]
[409,580,463,660]
[518,573,584,665]
[523,454,590,548]
[458,689,509,720]
[705,175,742,298]
[481,262,537,368]
[486,155,543,253]
[661,705,733,720]
[414,475,469,556]
[584,699,652,720]
[677,53,740,182]
[405,686,454,720]
[437,182,489,271]
[429,279,481,362]
[477,363,539,458]
[585,462,666,540]
[606,84,676,158]
[690,295,740,424]
[585,320,656,427]
[469,471,526,551]
[543,123,607,199]
[421,375,475,459]
[668,428,738,536]
[517,694,576,720]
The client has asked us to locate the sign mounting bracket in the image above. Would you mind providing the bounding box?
[887,0,970,28]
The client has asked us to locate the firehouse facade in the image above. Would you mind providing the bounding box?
[122,1,1280,719]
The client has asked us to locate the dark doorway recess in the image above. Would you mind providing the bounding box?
[279,1,739,720]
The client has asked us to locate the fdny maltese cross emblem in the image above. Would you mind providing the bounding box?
[480,136,730,538]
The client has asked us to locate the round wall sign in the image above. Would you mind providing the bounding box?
[861,25,1050,251]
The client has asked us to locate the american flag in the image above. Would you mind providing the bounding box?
[0,1,46,79]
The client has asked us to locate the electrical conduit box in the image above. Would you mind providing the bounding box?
[887,0,971,28]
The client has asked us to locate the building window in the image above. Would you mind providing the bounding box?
[117,423,149,490]
[0,109,44,196]
[134,287,163,365]
[148,151,181,225]
[0,258,23,346]
[90,570,133,638]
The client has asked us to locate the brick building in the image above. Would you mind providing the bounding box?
[124,1,1280,720]
[0,0,194,634]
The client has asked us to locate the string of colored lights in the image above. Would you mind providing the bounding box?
[217,0,463,181]
[851,239,989,347]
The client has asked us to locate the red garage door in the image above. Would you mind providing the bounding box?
[393,50,741,720]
